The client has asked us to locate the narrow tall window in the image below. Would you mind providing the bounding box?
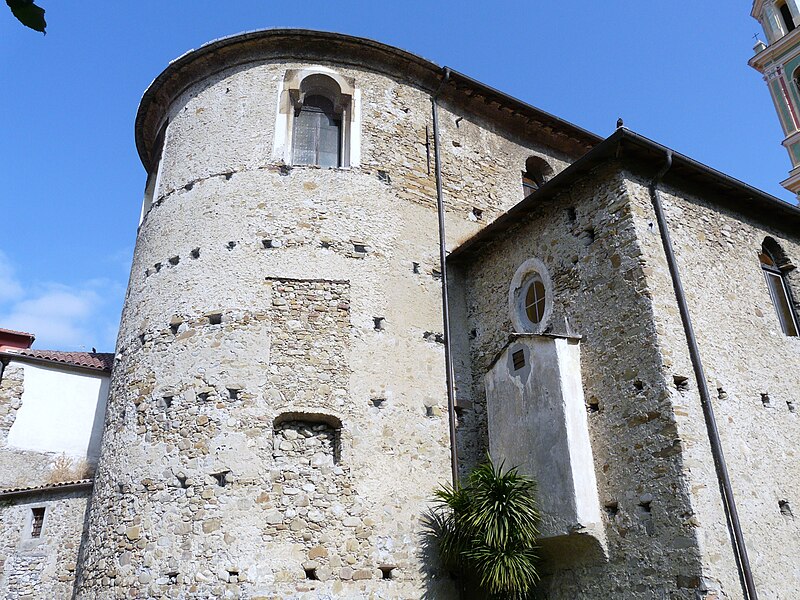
[292,95,341,168]
[30,507,45,538]
[779,1,796,32]
[760,245,799,336]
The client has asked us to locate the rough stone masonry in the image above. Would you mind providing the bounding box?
[3,28,799,600]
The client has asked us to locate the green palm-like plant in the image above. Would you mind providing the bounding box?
[429,456,540,600]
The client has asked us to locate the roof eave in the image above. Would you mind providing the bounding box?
[0,351,113,374]
[449,128,800,262]
[135,29,601,172]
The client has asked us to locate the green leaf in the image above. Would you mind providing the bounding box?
[427,454,541,598]
[7,0,46,33]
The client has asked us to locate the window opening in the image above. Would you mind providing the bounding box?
[512,349,526,371]
[293,95,341,168]
[524,276,547,324]
[31,507,45,538]
[510,258,553,334]
[780,2,797,32]
[521,156,554,197]
[760,246,798,336]
[522,175,538,197]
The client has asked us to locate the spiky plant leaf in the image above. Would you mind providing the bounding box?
[428,455,540,599]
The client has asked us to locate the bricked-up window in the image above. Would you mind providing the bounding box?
[760,243,799,336]
[30,507,45,538]
[293,95,341,168]
[274,413,342,465]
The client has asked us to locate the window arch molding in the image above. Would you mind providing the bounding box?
[759,236,799,336]
[273,68,361,168]
[509,258,554,334]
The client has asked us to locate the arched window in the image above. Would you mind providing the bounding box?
[279,71,355,168]
[522,156,554,197]
[292,94,342,168]
[760,239,798,336]
[779,1,797,32]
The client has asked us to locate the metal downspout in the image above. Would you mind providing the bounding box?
[431,67,459,485]
[648,150,759,600]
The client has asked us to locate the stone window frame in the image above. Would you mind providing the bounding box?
[19,503,48,548]
[760,236,799,336]
[509,258,554,334]
[272,67,361,168]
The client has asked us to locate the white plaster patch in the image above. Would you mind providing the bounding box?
[6,361,109,460]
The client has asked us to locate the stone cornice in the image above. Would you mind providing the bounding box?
[750,27,800,70]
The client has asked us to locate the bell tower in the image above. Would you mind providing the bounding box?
[750,0,800,196]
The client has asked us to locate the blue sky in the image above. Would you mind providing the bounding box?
[0,1,790,351]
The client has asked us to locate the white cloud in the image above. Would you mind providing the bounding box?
[0,252,124,352]
[0,251,24,303]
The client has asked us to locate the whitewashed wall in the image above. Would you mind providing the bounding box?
[6,361,109,461]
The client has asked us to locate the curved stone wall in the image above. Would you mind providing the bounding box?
[76,35,578,598]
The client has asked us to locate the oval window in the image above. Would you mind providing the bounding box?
[524,276,547,324]
[508,258,553,334]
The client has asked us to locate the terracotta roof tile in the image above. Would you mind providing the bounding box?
[0,327,35,338]
[12,349,114,372]
[0,479,93,498]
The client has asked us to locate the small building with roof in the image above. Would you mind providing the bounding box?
[0,327,112,597]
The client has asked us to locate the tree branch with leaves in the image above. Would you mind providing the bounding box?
[6,0,46,33]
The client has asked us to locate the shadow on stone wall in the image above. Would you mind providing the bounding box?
[70,484,95,600]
